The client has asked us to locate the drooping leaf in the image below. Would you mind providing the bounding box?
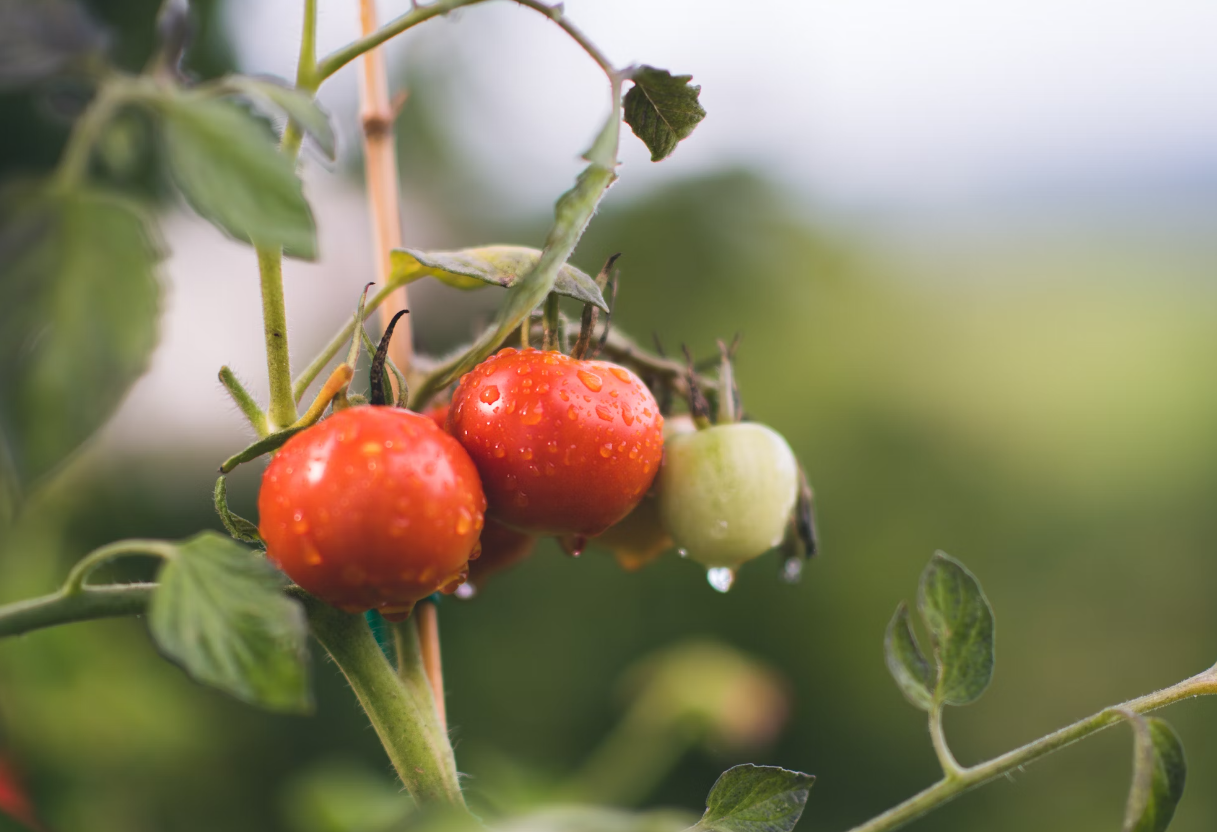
[692,764,814,832]
[884,602,934,711]
[158,93,317,259]
[1118,711,1187,832]
[390,246,609,311]
[148,532,312,713]
[0,187,160,497]
[214,75,336,160]
[425,93,622,392]
[213,475,262,545]
[0,0,109,89]
[623,66,706,162]
[916,552,995,706]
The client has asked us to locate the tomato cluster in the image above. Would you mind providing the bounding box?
[257,343,809,615]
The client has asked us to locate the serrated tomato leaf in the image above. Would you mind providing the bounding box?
[884,601,934,711]
[158,93,317,259]
[917,552,995,706]
[623,66,706,162]
[390,246,608,311]
[149,532,311,713]
[692,764,814,832]
[1119,711,1186,832]
[0,187,160,499]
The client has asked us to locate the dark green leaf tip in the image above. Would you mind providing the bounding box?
[916,551,995,707]
[1117,710,1187,832]
[624,65,707,162]
[694,764,814,832]
[884,601,934,711]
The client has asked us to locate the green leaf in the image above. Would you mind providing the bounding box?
[158,93,317,259]
[213,75,336,161]
[1118,711,1187,832]
[390,246,609,311]
[916,551,995,706]
[0,187,161,496]
[692,764,814,832]
[213,475,263,545]
[426,97,622,391]
[884,601,934,711]
[623,66,706,162]
[149,531,312,713]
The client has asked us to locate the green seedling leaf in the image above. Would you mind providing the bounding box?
[158,92,317,259]
[213,475,262,545]
[917,551,995,706]
[390,246,609,311]
[884,601,934,711]
[0,187,160,498]
[624,66,706,162]
[692,764,814,832]
[149,532,311,713]
[219,424,307,474]
[212,75,336,160]
[1117,710,1186,832]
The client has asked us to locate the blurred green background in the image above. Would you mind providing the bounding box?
[4,2,1217,832]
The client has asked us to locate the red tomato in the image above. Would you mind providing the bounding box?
[467,518,536,588]
[258,406,486,619]
[447,348,664,536]
[428,402,538,589]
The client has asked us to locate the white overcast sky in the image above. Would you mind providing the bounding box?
[227,0,1217,216]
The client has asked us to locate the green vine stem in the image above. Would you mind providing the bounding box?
[301,596,468,809]
[846,664,1217,832]
[928,705,963,780]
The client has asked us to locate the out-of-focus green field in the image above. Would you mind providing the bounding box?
[3,167,1217,832]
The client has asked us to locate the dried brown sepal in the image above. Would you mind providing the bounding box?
[369,309,408,406]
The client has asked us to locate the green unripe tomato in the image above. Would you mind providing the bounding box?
[657,422,798,569]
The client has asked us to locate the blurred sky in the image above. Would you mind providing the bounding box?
[225,0,1217,221]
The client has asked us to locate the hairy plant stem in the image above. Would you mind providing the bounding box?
[303,597,467,809]
[927,705,962,779]
[845,665,1217,832]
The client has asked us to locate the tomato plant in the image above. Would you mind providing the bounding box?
[0,2,1204,832]
[258,405,486,619]
[447,348,665,536]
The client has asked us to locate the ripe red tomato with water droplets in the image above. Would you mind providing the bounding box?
[427,402,537,590]
[447,347,664,536]
[258,406,486,620]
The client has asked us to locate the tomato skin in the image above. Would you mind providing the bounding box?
[448,348,664,536]
[657,423,798,569]
[428,402,538,586]
[468,518,536,586]
[258,406,486,617]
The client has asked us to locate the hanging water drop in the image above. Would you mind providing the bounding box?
[677,548,689,558]
[455,583,477,600]
[706,567,736,593]
[780,557,804,584]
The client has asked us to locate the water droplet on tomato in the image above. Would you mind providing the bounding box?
[515,492,530,507]
[480,385,500,404]
[497,347,518,357]
[522,378,533,390]
[493,444,506,458]
[595,404,614,422]
[520,447,533,460]
[455,583,477,600]
[610,367,631,382]
[577,370,602,392]
[521,405,544,425]
[517,364,531,375]
[600,443,613,457]
[537,382,550,393]
[455,508,473,535]
[621,404,634,426]
[567,405,578,420]
[568,535,587,557]
[780,557,804,584]
[547,440,559,454]
[559,390,570,402]
[707,567,736,593]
